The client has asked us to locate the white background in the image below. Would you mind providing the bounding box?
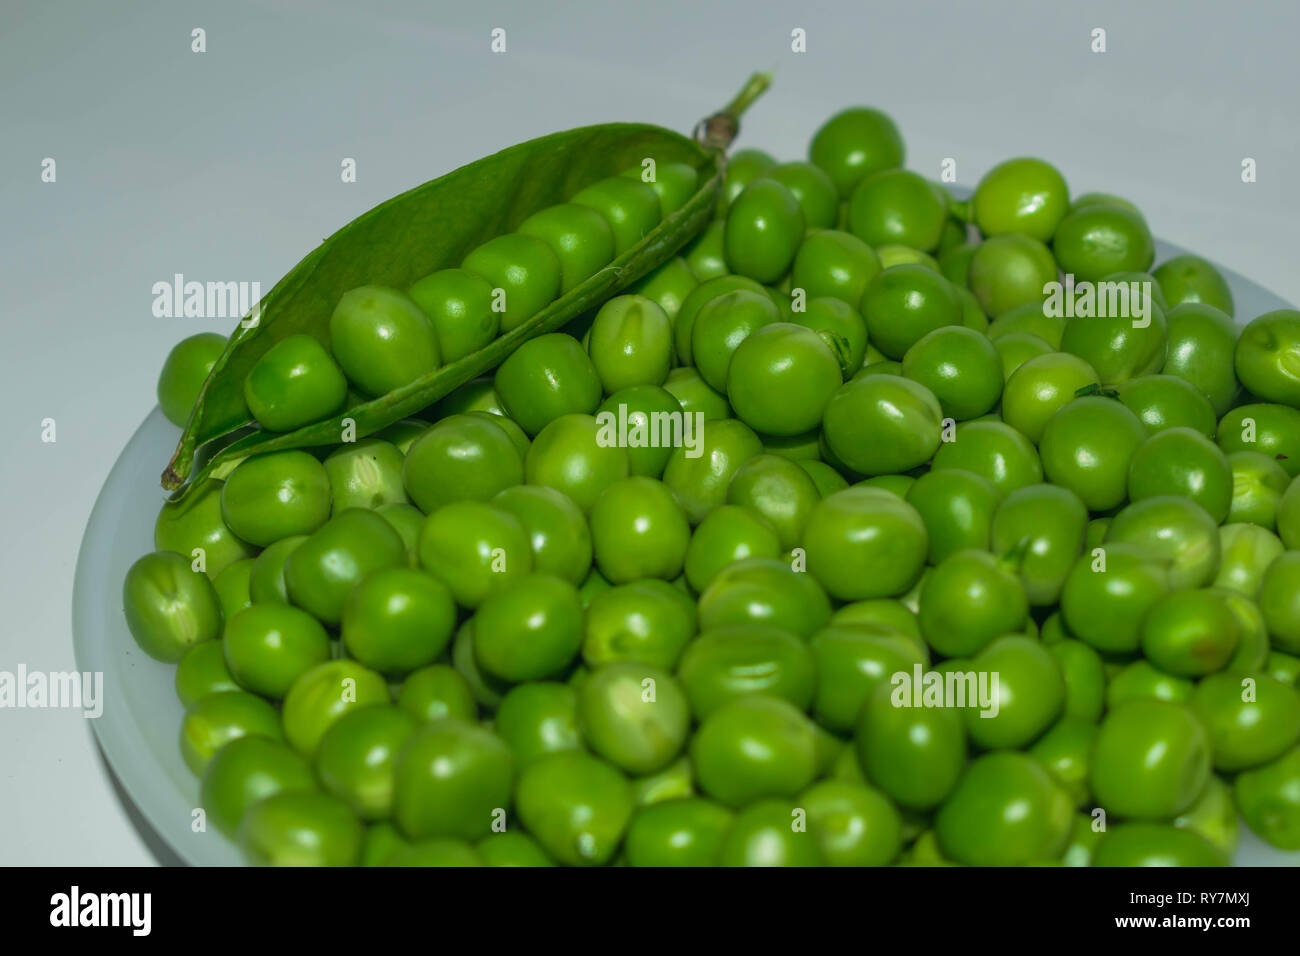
[1,0,1297,864]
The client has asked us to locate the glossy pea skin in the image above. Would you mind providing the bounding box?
[725,453,820,552]
[1028,717,1094,807]
[967,234,1058,318]
[402,414,523,516]
[494,333,602,436]
[1191,670,1300,772]
[199,735,316,837]
[594,385,684,479]
[1258,552,1300,653]
[809,626,925,732]
[847,169,948,252]
[461,233,562,332]
[623,797,733,867]
[1236,309,1300,407]
[821,374,943,476]
[392,718,514,841]
[991,483,1089,606]
[683,505,780,592]
[323,439,408,514]
[1089,699,1210,819]
[930,420,1044,496]
[212,558,255,622]
[1283,479,1300,548]
[1139,589,1240,678]
[802,779,903,867]
[175,639,240,707]
[673,274,769,366]
[219,450,331,547]
[1127,426,1232,522]
[661,418,763,525]
[809,107,905,199]
[341,566,456,675]
[315,705,416,820]
[588,476,690,583]
[434,376,506,419]
[585,294,673,393]
[691,289,781,393]
[1047,639,1106,722]
[1039,396,1147,511]
[491,484,592,585]
[997,336,1055,382]
[726,322,842,437]
[222,603,329,698]
[719,799,823,867]
[987,302,1066,348]
[1115,374,1218,440]
[629,256,698,322]
[690,695,817,808]
[935,752,1073,866]
[576,662,690,775]
[905,469,1000,564]
[964,635,1065,749]
[284,509,407,626]
[804,487,928,601]
[790,229,881,307]
[1000,353,1099,444]
[1059,297,1167,386]
[1172,774,1239,859]
[417,501,532,609]
[1162,302,1240,416]
[180,690,283,776]
[515,203,616,294]
[248,535,306,604]
[855,679,966,811]
[623,161,698,216]
[971,157,1070,242]
[675,625,815,720]
[476,830,556,867]
[237,791,363,867]
[525,413,631,514]
[1228,450,1291,528]
[1092,823,1228,867]
[859,264,962,360]
[473,573,584,682]
[1060,543,1169,654]
[406,268,499,364]
[1052,204,1155,282]
[1217,403,1300,479]
[765,161,838,230]
[571,175,662,255]
[243,334,349,433]
[788,296,868,376]
[123,550,222,662]
[157,332,228,426]
[385,839,483,866]
[328,286,441,397]
[514,749,634,866]
[493,681,582,766]
[280,659,389,759]
[1153,254,1234,316]
[1105,495,1221,591]
[396,665,477,723]
[901,325,1003,422]
[1233,746,1300,850]
[1106,660,1194,709]
[155,477,256,579]
[684,220,728,280]
[583,579,696,671]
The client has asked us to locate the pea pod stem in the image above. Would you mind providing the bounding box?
[695,71,772,155]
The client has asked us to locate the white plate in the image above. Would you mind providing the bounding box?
[74,236,1300,867]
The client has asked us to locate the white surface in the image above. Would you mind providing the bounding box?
[2,0,1299,865]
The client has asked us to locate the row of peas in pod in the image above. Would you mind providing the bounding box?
[129,103,1300,867]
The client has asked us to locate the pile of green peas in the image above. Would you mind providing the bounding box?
[132,104,1300,866]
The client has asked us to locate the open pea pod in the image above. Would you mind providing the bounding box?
[162,74,771,497]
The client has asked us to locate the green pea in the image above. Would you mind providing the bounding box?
[768,160,839,229]
[622,160,698,216]
[219,451,331,547]
[901,325,1003,422]
[935,752,1073,866]
[968,234,1057,317]
[821,374,943,476]
[491,484,592,585]
[584,294,673,393]
[691,695,817,808]
[1091,823,1228,866]
[847,169,947,251]
[676,625,815,720]
[1222,588,1272,672]
[682,505,780,592]
[1268,651,1300,686]
[392,718,514,841]
[328,286,440,397]
[1217,403,1300,479]
[582,578,695,671]
[797,459,850,497]
[1172,775,1239,860]
[1153,254,1234,315]
[123,550,222,662]
[359,821,407,866]
[801,779,903,867]
[434,376,506,418]
[1106,659,1194,708]
[918,551,1028,658]
[211,557,254,623]
[971,157,1070,242]
[690,289,780,393]
[524,413,631,513]
[788,296,868,376]
[790,230,881,307]
[222,603,329,698]
[855,679,966,811]
[243,334,348,432]
[662,366,731,421]
[905,469,1000,564]
[1139,589,1241,677]
[1039,396,1147,511]
[804,487,928,601]
[1127,427,1232,523]
[587,477,691,583]
[284,509,407,625]
[154,477,256,578]
[662,418,763,524]
[991,483,1088,606]
[1028,717,1098,807]
[1236,309,1300,407]
[471,572,584,682]
[515,203,615,293]
[375,503,426,566]
[571,175,662,255]
[859,264,962,359]
[964,635,1064,748]
[315,705,416,820]
[1060,543,1170,654]
[1105,495,1221,590]
[1115,373,1217,438]
[322,439,408,515]
[683,220,728,281]
[623,797,733,867]
[1228,450,1292,528]
[987,301,1066,347]
[1052,204,1155,282]
[174,640,240,708]
[725,453,820,552]
[1191,670,1300,772]
[593,386,684,479]
[930,420,1043,496]
[180,690,283,776]
[237,790,362,867]
[280,659,389,758]
[1233,746,1300,850]
[695,556,831,637]
[514,749,633,865]
[417,500,532,609]
[199,735,316,837]
[475,830,556,867]
[157,332,228,427]
[629,256,698,320]
[340,567,456,675]
[1060,300,1167,386]
[1047,639,1106,722]
[809,107,905,198]
[995,332,1055,380]
[396,664,477,723]
[809,626,924,732]
[575,662,689,775]
[385,839,483,866]
[673,274,768,366]
[1162,302,1240,416]
[1089,699,1210,819]
[726,323,842,436]
[493,681,582,766]
[461,233,561,332]
[1000,353,1099,443]
[406,268,499,364]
